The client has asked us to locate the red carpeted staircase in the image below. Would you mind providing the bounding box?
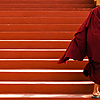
[0,0,97,99]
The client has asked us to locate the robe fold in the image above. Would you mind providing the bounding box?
[57,6,100,84]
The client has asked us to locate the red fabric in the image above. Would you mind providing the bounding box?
[57,6,100,64]
[83,59,100,84]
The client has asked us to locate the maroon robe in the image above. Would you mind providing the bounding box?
[57,6,100,84]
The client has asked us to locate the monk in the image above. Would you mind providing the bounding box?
[57,5,100,98]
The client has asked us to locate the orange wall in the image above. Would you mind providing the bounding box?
[94,0,100,5]
[98,0,100,5]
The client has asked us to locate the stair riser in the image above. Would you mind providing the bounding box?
[0,8,93,11]
[0,84,94,94]
[0,4,95,8]
[0,11,90,17]
[0,17,86,24]
[0,51,88,59]
[0,41,74,49]
[0,72,89,81]
[0,24,81,31]
[0,0,94,4]
[0,32,75,40]
[0,61,88,69]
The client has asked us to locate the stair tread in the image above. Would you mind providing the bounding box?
[0,93,93,98]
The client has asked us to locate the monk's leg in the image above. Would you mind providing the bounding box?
[92,83,100,95]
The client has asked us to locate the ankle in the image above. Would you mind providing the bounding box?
[97,91,100,93]
[92,92,99,96]
[93,91,100,95]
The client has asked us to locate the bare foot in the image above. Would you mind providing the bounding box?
[92,92,100,96]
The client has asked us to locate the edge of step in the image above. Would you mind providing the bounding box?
[0,94,93,98]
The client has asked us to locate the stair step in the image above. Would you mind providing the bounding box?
[0,94,93,99]
[0,4,95,8]
[0,41,76,49]
[0,40,85,49]
[0,24,81,31]
[0,17,87,24]
[0,98,94,100]
[0,31,75,40]
[0,70,89,81]
[0,0,94,4]
[0,51,88,59]
[0,7,93,10]
[0,11,90,17]
[0,81,94,93]
[0,60,88,69]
